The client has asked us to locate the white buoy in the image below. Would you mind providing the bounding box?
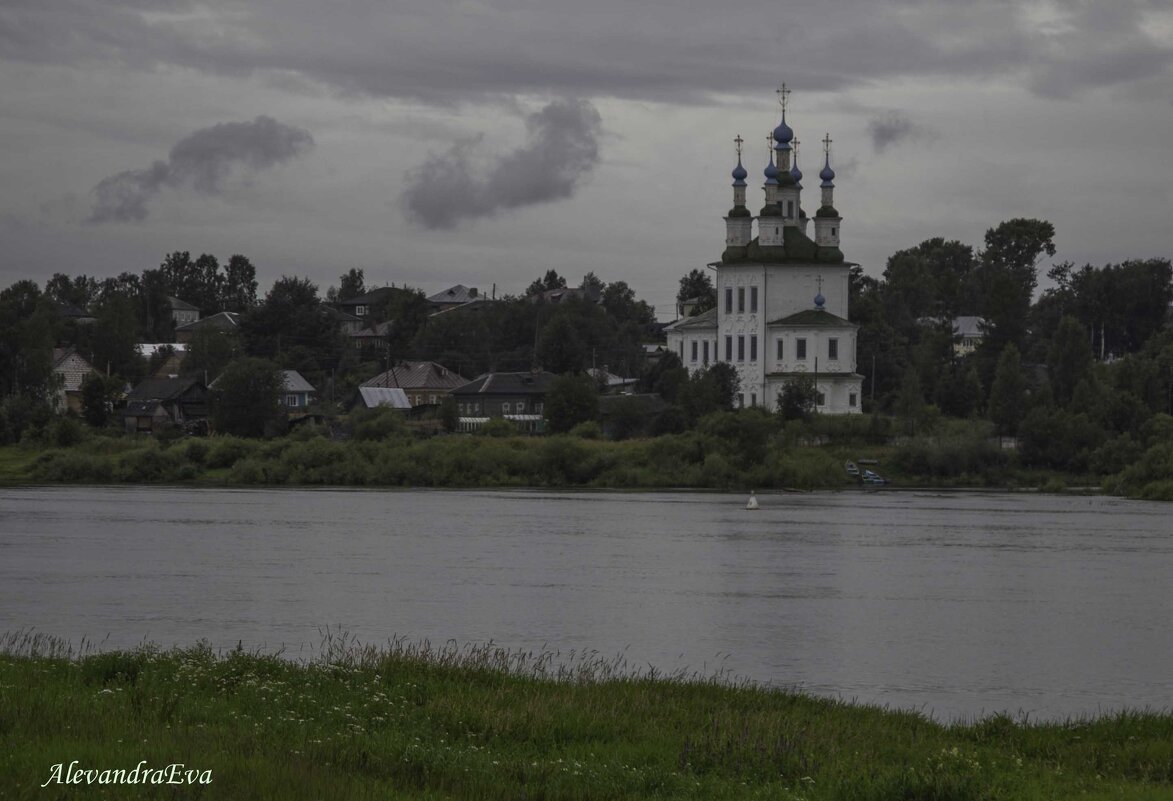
[746,491,759,510]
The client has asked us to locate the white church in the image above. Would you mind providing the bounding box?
[665,87,863,414]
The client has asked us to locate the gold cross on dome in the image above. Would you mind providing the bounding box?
[776,83,791,115]
[823,132,833,155]
[792,137,801,160]
[816,275,824,293]
[734,134,743,158]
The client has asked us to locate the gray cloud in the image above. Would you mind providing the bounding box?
[402,98,602,229]
[868,111,932,153]
[5,0,1171,106]
[88,115,313,222]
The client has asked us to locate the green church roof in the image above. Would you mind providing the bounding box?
[768,308,857,328]
[720,226,845,265]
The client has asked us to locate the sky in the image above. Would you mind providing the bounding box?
[2,0,1171,319]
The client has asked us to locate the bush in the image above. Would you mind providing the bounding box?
[349,407,407,442]
[205,437,260,469]
[569,420,602,439]
[180,439,210,465]
[29,450,111,482]
[46,417,87,448]
[479,417,517,438]
[114,445,194,482]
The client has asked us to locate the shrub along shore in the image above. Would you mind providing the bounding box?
[2,408,1170,499]
[2,632,1171,801]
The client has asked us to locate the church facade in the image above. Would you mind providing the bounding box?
[665,89,863,414]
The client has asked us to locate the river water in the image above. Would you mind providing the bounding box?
[1,485,1169,722]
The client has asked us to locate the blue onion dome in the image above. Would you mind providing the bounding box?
[819,154,835,185]
[791,159,803,187]
[763,155,779,185]
[814,291,825,308]
[773,117,794,145]
[731,157,748,185]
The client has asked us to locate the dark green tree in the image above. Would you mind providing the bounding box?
[1048,315,1093,407]
[526,269,567,296]
[975,218,1055,356]
[677,268,716,316]
[79,372,118,428]
[544,373,598,433]
[987,344,1027,436]
[536,312,585,374]
[211,357,284,438]
[777,375,818,421]
[221,255,259,312]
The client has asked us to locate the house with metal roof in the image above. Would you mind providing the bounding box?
[361,361,468,406]
[352,386,411,410]
[280,370,316,413]
[51,347,96,414]
[167,296,200,326]
[175,311,241,344]
[426,284,482,311]
[450,370,557,432]
[123,376,208,434]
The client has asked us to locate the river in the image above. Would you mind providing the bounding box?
[1,485,1169,722]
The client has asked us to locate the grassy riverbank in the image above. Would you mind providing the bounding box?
[6,409,1161,496]
[1,633,1170,800]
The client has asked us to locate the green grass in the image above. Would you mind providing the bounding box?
[1,632,1171,800]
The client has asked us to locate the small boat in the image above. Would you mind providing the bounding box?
[862,469,888,485]
[845,460,859,477]
[746,492,759,510]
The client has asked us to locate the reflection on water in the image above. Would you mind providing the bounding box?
[1,486,1170,721]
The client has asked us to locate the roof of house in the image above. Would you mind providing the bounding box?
[361,361,468,391]
[427,285,479,304]
[175,311,240,333]
[335,286,399,307]
[664,307,718,331]
[953,316,986,337]
[356,386,411,409]
[352,321,394,338]
[136,343,187,357]
[281,370,316,393]
[428,298,498,317]
[767,308,856,328]
[586,367,638,387]
[531,286,601,304]
[127,376,204,401]
[167,296,199,312]
[452,370,558,396]
[55,302,94,320]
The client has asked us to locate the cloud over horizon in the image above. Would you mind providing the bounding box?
[88,115,314,222]
[402,98,602,229]
[867,110,934,154]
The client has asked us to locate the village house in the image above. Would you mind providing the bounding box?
[175,311,241,344]
[167,296,200,326]
[123,376,209,434]
[426,284,483,312]
[351,386,411,411]
[361,361,468,407]
[51,347,96,414]
[280,370,316,413]
[451,370,557,433]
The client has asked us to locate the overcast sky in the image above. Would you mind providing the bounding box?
[2,0,1171,318]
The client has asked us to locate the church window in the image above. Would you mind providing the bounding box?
[737,336,745,362]
[787,201,794,218]
[817,392,826,406]
[776,339,783,360]
[690,341,698,362]
[796,338,807,360]
[750,286,758,313]
[703,340,709,364]
[750,335,757,361]
[737,287,745,313]
[828,338,839,360]
[679,342,684,359]
[750,393,757,407]
[832,227,837,236]
[849,393,857,407]
[725,336,733,361]
[738,393,745,408]
[725,288,733,313]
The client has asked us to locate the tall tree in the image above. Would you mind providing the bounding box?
[975,219,1055,355]
[536,311,584,374]
[221,254,259,312]
[211,357,283,438]
[987,344,1027,435]
[338,268,366,300]
[526,270,567,296]
[677,268,716,316]
[544,373,598,433]
[1048,315,1094,407]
